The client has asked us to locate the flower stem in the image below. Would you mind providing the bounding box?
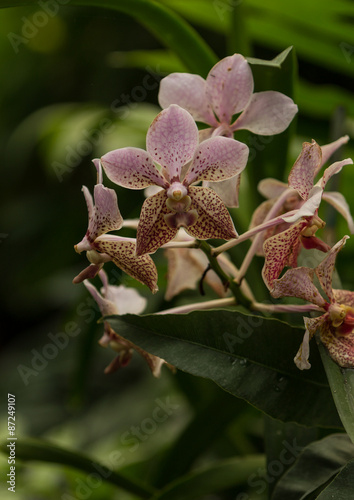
[198,240,252,308]
[157,297,237,315]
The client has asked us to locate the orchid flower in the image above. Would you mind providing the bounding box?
[84,270,168,376]
[73,178,158,293]
[158,54,298,208]
[98,104,249,255]
[260,138,353,289]
[272,236,354,370]
[158,54,298,140]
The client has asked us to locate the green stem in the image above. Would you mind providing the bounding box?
[197,240,252,308]
[227,2,252,57]
[0,0,218,77]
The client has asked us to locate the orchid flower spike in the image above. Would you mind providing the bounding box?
[73,177,158,293]
[272,236,354,370]
[98,104,249,255]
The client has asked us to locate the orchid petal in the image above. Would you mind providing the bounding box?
[204,174,241,208]
[184,137,248,186]
[158,73,216,126]
[320,320,354,368]
[232,91,298,135]
[205,54,253,123]
[319,135,350,170]
[271,266,327,307]
[186,186,238,240]
[72,263,103,284]
[320,158,353,190]
[322,191,354,233]
[315,235,349,302]
[300,235,331,253]
[94,237,159,293]
[100,148,168,189]
[199,128,215,142]
[83,280,117,316]
[333,289,354,308]
[136,190,178,255]
[146,104,198,182]
[262,221,308,290]
[258,178,288,200]
[282,184,323,223]
[294,315,327,370]
[288,140,322,200]
[103,284,147,315]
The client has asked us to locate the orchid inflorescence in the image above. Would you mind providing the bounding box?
[73,53,354,375]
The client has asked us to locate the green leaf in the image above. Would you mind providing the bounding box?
[317,339,354,445]
[0,437,155,498]
[152,389,250,487]
[271,433,354,500]
[105,309,342,428]
[151,454,265,500]
[0,0,217,77]
[315,459,354,499]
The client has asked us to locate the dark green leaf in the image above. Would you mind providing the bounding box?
[317,339,354,445]
[0,0,217,77]
[0,438,155,498]
[106,309,342,427]
[271,433,354,500]
[151,454,265,500]
[316,459,354,500]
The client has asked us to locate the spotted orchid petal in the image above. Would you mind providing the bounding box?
[183,136,248,186]
[186,186,238,240]
[288,140,322,200]
[146,104,199,182]
[232,91,298,135]
[282,183,323,224]
[320,319,354,368]
[94,236,158,293]
[100,148,168,190]
[205,54,254,123]
[204,174,242,208]
[136,189,178,255]
[315,235,349,302]
[295,315,328,370]
[75,184,123,253]
[333,289,354,308]
[322,192,354,233]
[262,220,309,290]
[258,178,288,200]
[158,73,217,126]
[320,158,353,190]
[317,135,350,172]
[271,266,327,308]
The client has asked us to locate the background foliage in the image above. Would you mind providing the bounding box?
[1,0,354,498]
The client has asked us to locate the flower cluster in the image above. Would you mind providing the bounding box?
[73,52,354,374]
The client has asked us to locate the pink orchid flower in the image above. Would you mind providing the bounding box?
[158,53,298,140]
[158,54,298,208]
[73,180,158,293]
[84,270,169,376]
[272,236,354,370]
[260,138,353,290]
[98,104,249,255]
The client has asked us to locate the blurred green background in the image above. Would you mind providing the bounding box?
[1,1,354,498]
